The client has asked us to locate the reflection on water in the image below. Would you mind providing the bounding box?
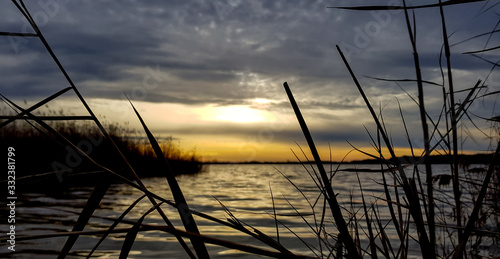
[0,164,486,258]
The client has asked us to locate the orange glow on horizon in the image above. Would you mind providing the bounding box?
[181,136,435,163]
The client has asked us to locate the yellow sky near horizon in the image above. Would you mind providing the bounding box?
[15,96,489,163]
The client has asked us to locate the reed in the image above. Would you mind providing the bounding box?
[284,82,361,259]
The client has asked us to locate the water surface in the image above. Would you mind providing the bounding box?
[2,163,488,258]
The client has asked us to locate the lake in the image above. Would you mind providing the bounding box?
[1,163,494,258]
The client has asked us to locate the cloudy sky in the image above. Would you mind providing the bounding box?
[1,0,499,161]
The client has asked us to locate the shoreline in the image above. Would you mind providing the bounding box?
[203,152,496,165]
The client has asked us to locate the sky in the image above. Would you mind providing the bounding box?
[1,0,499,162]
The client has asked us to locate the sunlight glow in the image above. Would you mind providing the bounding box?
[253,98,271,104]
[214,105,265,123]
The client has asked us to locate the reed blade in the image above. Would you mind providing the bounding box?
[119,202,163,259]
[0,115,94,121]
[87,194,147,258]
[283,82,361,259]
[58,176,112,259]
[0,31,38,37]
[356,174,378,259]
[0,87,72,129]
[330,0,485,11]
[365,75,441,86]
[269,184,280,244]
[463,44,500,54]
[127,97,210,258]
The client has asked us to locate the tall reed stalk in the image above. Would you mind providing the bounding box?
[400,0,436,249]
[437,2,464,255]
[284,82,361,259]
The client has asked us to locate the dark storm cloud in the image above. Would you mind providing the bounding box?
[2,1,498,101]
[1,0,345,102]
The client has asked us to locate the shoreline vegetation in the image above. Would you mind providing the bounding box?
[0,119,203,191]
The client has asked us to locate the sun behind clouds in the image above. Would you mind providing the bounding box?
[196,99,274,123]
[213,105,266,123]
